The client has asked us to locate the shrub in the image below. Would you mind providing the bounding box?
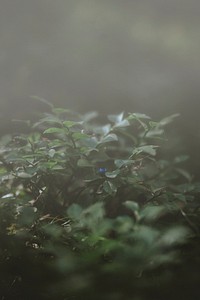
[0,102,200,299]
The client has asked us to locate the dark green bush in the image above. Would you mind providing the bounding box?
[0,102,200,299]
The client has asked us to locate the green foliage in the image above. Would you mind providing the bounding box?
[0,105,200,299]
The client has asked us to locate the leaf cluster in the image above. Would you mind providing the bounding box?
[0,105,200,299]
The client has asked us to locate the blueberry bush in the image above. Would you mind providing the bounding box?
[0,101,200,300]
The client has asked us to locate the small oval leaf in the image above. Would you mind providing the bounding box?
[43,127,64,134]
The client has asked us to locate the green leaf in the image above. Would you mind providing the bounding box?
[94,124,111,135]
[81,137,98,148]
[102,124,112,134]
[103,180,117,195]
[67,204,83,220]
[145,129,164,138]
[160,227,189,246]
[38,161,57,170]
[17,206,37,226]
[114,119,130,128]
[52,108,71,114]
[16,172,33,179]
[114,159,134,168]
[77,159,93,167]
[100,134,118,144]
[141,205,166,221]
[88,149,109,161]
[159,114,180,126]
[51,165,65,170]
[105,169,120,178]
[174,155,189,164]
[5,155,25,163]
[115,216,134,234]
[133,226,159,245]
[149,121,159,128]
[32,115,61,128]
[43,127,64,134]
[108,112,124,123]
[48,149,56,158]
[132,145,158,156]
[72,132,90,140]
[82,202,105,222]
[63,121,80,128]
[127,113,151,120]
[1,193,15,199]
[124,201,139,212]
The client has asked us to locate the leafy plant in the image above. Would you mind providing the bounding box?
[0,103,200,299]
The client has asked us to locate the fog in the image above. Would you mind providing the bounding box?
[1,0,200,173]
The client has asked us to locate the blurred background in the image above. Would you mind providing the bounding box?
[0,0,200,176]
